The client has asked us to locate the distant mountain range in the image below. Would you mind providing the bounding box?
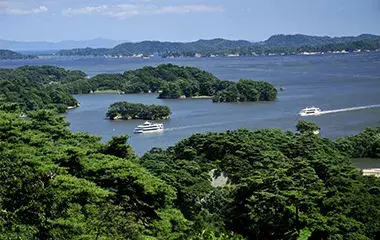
[1,34,380,59]
[0,38,126,51]
[56,34,380,57]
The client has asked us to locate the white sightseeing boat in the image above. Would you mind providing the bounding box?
[134,121,164,134]
[299,107,322,116]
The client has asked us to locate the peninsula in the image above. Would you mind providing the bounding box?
[0,49,38,60]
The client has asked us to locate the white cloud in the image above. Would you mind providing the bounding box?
[0,2,48,15]
[63,5,108,15]
[62,4,224,19]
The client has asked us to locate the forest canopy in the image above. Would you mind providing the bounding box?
[1,105,380,239]
[0,66,82,113]
[62,64,277,102]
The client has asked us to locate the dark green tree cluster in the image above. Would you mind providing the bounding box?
[336,127,380,158]
[1,100,380,239]
[212,79,277,102]
[64,64,222,97]
[0,49,38,60]
[139,125,380,240]
[1,65,87,84]
[0,76,78,113]
[107,101,171,120]
[62,64,276,102]
[0,108,194,239]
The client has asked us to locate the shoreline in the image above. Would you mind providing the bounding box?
[91,90,124,94]
[189,96,213,99]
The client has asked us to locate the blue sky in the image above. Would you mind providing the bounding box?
[0,0,379,42]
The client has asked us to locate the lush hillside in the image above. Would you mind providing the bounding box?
[107,101,171,120]
[0,66,85,112]
[0,65,87,84]
[0,49,37,60]
[56,34,380,57]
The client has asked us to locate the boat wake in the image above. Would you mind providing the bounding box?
[164,120,236,132]
[319,104,380,115]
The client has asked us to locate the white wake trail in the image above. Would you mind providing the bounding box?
[164,120,236,132]
[319,104,380,115]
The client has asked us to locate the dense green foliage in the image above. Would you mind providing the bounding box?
[0,49,37,60]
[0,66,82,112]
[296,120,321,134]
[107,101,171,120]
[140,126,380,240]
[56,34,380,57]
[0,109,195,239]
[1,103,380,239]
[336,127,380,158]
[64,64,221,96]
[212,79,277,102]
[62,64,276,102]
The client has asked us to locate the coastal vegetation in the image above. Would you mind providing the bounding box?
[0,49,37,60]
[56,34,380,58]
[0,66,81,113]
[1,102,380,239]
[55,64,277,102]
[62,64,277,102]
[107,101,171,120]
[64,64,221,96]
[336,126,380,158]
[212,79,277,102]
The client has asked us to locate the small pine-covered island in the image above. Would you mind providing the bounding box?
[106,101,171,120]
[212,78,278,102]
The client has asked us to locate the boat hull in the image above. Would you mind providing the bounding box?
[299,112,321,116]
[134,128,164,134]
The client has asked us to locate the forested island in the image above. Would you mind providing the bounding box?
[0,49,38,60]
[107,101,171,120]
[212,79,277,102]
[0,66,84,112]
[1,101,380,239]
[56,34,380,58]
[63,64,277,102]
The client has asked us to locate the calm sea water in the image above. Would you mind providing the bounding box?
[1,53,380,155]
